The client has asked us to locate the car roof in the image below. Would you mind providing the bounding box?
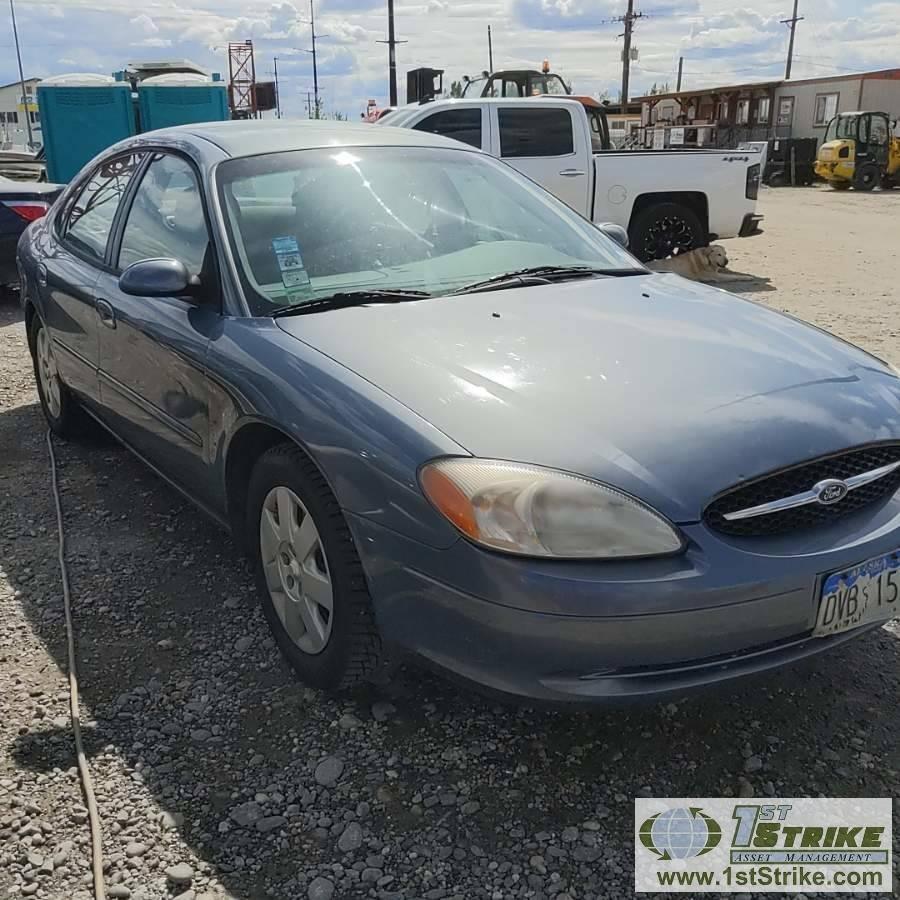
[145,119,471,157]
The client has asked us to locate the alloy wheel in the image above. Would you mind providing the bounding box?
[642,215,697,260]
[36,327,61,419]
[259,486,333,654]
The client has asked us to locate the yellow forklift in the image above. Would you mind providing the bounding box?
[815,110,900,190]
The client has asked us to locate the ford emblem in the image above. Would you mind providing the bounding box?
[814,478,849,505]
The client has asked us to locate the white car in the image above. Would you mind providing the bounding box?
[383,97,763,260]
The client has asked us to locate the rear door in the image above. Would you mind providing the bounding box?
[410,106,486,150]
[43,152,144,402]
[94,151,219,503]
[491,103,591,215]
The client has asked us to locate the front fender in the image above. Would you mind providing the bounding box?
[211,317,467,549]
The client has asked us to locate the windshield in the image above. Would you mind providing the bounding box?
[825,115,858,143]
[216,146,641,316]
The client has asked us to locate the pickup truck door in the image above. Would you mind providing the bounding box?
[489,103,591,217]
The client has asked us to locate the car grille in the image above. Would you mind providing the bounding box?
[705,443,900,537]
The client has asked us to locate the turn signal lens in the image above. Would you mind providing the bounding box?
[419,458,684,559]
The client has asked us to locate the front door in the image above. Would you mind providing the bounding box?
[493,104,591,216]
[44,153,144,402]
[95,151,219,506]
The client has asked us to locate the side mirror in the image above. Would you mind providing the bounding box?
[118,258,198,298]
[598,222,629,249]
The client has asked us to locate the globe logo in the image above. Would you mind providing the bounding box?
[639,807,722,860]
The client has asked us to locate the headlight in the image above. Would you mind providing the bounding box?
[419,458,684,559]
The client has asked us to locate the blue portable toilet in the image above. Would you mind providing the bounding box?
[138,73,229,132]
[36,73,136,183]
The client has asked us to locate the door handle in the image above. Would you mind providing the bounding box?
[37,263,48,287]
[96,298,117,330]
[559,168,586,177]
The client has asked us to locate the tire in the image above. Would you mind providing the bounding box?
[830,181,851,191]
[629,202,705,262]
[30,316,90,438]
[246,442,382,690]
[853,163,879,192]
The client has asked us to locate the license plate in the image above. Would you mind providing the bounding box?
[814,549,900,637]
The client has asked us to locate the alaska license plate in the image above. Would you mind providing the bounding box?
[814,549,900,637]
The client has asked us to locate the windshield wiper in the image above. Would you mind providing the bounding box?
[270,289,431,318]
[449,265,645,295]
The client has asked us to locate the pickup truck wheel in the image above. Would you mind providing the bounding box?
[629,203,704,262]
[247,443,382,691]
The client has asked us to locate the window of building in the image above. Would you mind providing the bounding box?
[814,92,839,126]
[498,108,574,158]
[736,99,750,125]
[8,111,17,124]
[412,108,482,148]
[715,100,729,121]
[756,97,771,123]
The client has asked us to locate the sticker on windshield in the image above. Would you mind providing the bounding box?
[272,236,311,298]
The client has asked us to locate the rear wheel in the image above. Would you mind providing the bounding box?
[247,443,382,690]
[629,202,704,262]
[30,317,89,438]
[853,163,880,191]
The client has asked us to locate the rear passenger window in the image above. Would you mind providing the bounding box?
[63,153,143,262]
[413,109,482,148]
[498,108,574,158]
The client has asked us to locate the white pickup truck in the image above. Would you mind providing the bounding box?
[381,97,763,261]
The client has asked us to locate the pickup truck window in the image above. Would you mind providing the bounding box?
[412,109,482,148]
[498,108,574,158]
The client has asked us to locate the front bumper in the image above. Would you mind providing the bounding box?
[346,494,900,704]
[739,212,764,237]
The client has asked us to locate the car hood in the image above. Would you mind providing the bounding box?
[276,273,900,522]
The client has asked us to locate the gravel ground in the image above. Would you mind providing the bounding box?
[1,185,899,900]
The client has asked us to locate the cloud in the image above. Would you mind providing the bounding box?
[130,14,160,34]
[4,0,899,124]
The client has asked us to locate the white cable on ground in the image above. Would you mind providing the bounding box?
[47,429,107,900]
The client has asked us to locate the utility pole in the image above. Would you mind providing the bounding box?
[613,0,643,105]
[781,0,803,80]
[309,0,320,117]
[487,25,494,73]
[273,56,281,118]
[676,56,683,92]
[377,0,406,106]
[9,0,34,146]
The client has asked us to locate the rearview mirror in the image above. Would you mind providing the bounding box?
[598,222,629,249]
[118,258,197,298]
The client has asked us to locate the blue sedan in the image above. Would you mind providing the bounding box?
[18,121,900,703]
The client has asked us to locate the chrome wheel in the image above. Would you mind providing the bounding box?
[259,486,333,654]
[36,326,61,419]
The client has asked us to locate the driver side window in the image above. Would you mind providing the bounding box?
[117,153,211,277]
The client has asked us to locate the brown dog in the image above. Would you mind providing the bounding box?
[647,245,759,284]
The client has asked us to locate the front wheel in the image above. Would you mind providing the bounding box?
[629,202,705,262]
[247,443,382,690]
[830,180,851,191]
[853,163,880,191]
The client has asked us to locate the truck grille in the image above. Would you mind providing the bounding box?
[704,443,900,537]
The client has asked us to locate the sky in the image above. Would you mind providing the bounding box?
[2,0,899,120]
